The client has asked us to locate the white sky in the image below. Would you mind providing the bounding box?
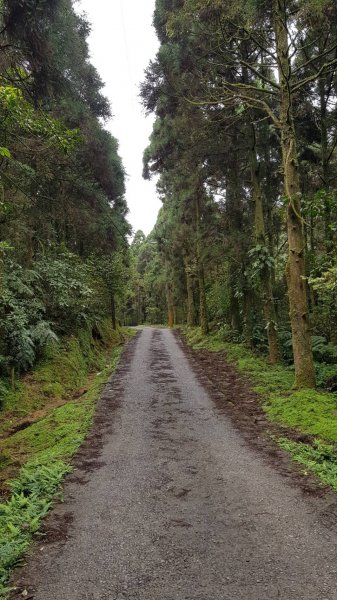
[76,0,160,236]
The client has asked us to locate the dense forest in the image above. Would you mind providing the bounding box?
[130,0,337,390]
[1,0,337,395]
[3,1,337,594]
[0,0,131,390]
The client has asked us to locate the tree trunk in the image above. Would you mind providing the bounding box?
[228,262,241,334]
[264,278,281,363]
[274,1,316,388]
[137,284,141,325]
[243,286,254,348]
[318,74,333,254]
[195,193,209,335]
[11,365,15,390]
[166,282,174,328]
[110,293,117,330]
[184,256,196,326]
[249,125,281,363]
[198,261,208,335]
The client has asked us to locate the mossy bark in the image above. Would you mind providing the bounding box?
[110,293,116,330]
[184,256,196,326]
[198,262,208,335]
[166,282,174,328]
[242,289,254,348]
[249,126,280,364]
[195,193,208,335]
[228,262,241,334]
[274,1,316,388]
[318,72,333,254]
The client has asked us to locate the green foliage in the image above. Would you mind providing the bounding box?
[125,232,167,326]
[0,245,134,377]
[0,461,71,595]
[315,362,337,389]
[247,245,275,280]
[0,83,80,162]
[143,0,337,386]
[0,261,58,374]
[308,265,337,342]
[0,0,131,384]
[303,190,337,226]
[265,389,337,441]
[1,320,123,417]
[35,251,98,332]
[277,438,337,492]
[310,265,337,294]
[278,330,337,365]
[206,275,230,322]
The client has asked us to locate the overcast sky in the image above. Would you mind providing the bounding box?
[77,0,160,236]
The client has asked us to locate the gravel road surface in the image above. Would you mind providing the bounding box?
[12,328,337,599]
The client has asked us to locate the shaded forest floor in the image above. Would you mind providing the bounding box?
[178,327,337,496]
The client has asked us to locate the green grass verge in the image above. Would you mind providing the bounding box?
[277,437,337,492]
[0,325,133,598]
[182,326,337,492]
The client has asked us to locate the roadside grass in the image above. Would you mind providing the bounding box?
[0,324,133,598]
[182,326,337,492]
[277,437,337,492]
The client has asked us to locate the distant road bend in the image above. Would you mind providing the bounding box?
[12,328,337,599]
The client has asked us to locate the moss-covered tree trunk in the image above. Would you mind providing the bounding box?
[166,282,174,328]
[184,256,196,326]
[249,126,280,363]
[274,1,315,388]
[195,193,208,335]
[318,73,333,254]
[110,293,117,330]
[198,262,208,335]
[242,287,254,348]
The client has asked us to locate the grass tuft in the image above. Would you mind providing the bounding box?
[277,437,337,492]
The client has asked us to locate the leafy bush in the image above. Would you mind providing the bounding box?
[251,322,268,352]
[35,250,100,332]
[0,249,114,376]
[278,330,337,367]
[206,279,229,321]
[278,328,293,362]
[309,264,337,338]
[0,261,58,375]
[315,363,337,389]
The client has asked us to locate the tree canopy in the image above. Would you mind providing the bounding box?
[0,0,130,378]
[135,0,337,390]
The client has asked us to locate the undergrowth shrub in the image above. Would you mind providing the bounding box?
[0,461,71,596]
[0,246,125,381]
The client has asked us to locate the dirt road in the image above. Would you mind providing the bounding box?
[12,328,337,599]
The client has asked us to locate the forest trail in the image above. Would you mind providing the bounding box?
[11,328,337,600]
